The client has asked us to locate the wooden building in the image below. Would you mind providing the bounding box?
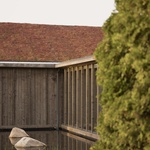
[0,23,103,139]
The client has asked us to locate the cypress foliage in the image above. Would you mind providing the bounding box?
[91,0,150,149]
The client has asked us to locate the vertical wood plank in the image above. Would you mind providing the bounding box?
[72,67,76,127]
[27,69,32,125]
[76,66,79,128]
[64,69,67,125]
[86,65,91,131]
[68,68,72,126]
[51,69,57,127]
[58,69,64,126]
[81,66,86,129]
[80,66,83,129]
[22,69,29,126]
[47,69,56,127]
[47,69,52,126]
[30,69,36,125]
[91,64,94,132]
[41,69,47,125]
[2,68,19,126]
[15,69,22,125]
[78,68,81,128]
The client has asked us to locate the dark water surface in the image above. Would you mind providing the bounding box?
[0,129,96,150]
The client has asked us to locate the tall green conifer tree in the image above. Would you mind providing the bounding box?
[91,0,150,149]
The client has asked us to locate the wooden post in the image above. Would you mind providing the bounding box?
[64,69,67,125]
[86,65,91,131]
[68,68,72,126]
[76,66,79,128]
[81,66,86,129]
[72,67,76,127]
[78,68,81,128]
[91,64,95,132]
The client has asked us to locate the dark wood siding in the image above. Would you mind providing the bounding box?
[0,68,61,129]
[0,56,101,140]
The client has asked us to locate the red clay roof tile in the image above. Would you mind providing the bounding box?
[0,22,103,61]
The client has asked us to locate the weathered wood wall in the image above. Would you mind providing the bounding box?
[0,67,63,129]
[0,130,94,150]
[56,56,101,139]
[0,56,101,140]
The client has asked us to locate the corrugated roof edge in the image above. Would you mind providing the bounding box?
[0,55,96,68]
[0,61,60,68]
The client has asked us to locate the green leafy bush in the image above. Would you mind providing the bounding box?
[91,0,150,149]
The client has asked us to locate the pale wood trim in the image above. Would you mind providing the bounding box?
[61,125,99,140]
[86,65,90,131]
[81,66,85,129]
[55,55,95,68]
[72,67,76,126]
[91,64,94,132]
[76,66,79,128]
[68,68,72,126]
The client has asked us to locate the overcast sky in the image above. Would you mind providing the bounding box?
[0,0,115,27]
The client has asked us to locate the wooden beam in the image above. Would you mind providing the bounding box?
[76,66,79,128]
[0,125,55,130]
[61,125,99,140]
[91,64,94,132]
[68,68,72,126]
[86,65,91,131]
[55,55,95,68]
[72,67,76,126]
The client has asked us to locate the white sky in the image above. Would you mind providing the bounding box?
[0,0,115,27]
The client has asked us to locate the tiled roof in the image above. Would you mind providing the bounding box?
[0,22,103,61]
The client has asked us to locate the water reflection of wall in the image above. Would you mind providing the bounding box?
[59,131,95,150]
[1,130,95,150]
[0,131,15,150]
